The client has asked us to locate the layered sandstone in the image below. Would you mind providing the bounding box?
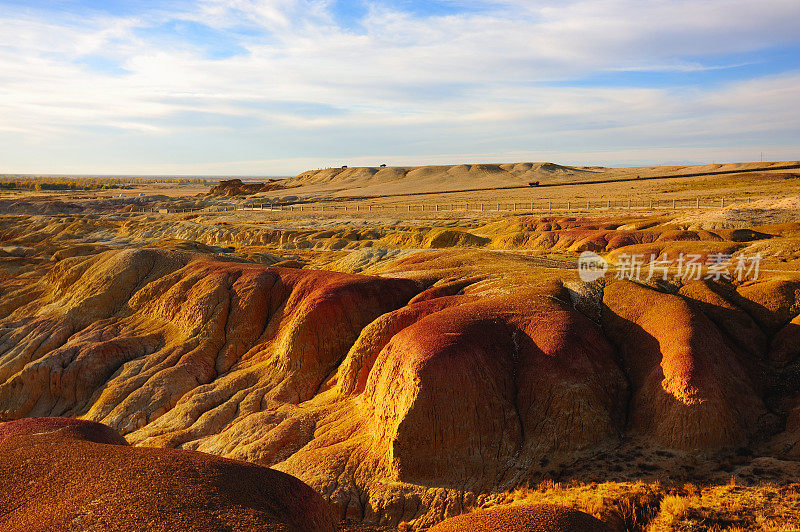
[1,238,800,528]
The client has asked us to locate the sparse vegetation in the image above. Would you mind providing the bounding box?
[475,481,800,531]
[648,483,800,531]
[0,176,213,192]
[0,178,134,191]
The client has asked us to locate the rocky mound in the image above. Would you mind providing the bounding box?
[479,215,770,257]
[602,280,769,449]
[0,416,128,445]
[358,283,627,490]
[0,213,785,262]
[429,504,611,532]
[0,417,334,531]
[208,178,288,196]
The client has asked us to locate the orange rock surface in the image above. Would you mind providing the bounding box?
[0,417,334,531]
[2,209,800,529]
[428,504,611,532]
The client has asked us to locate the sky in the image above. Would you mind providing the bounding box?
[0,0,798,176]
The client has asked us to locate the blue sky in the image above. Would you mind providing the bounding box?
[0,0,798,175]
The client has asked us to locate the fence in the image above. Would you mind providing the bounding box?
[143,195,750,215]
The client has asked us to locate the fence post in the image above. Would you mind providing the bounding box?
[627,199,631,209]
[548,201,552,212]
[721,197,725,208]
[481,203,484,212]
[369,205,372,212]
[587,199,590,210]
[567,200,570,211]
[649,198,653,209]
[607,199,610,209]
[696,198,700,209]
[672,198,676,209]
[497,203,501,211]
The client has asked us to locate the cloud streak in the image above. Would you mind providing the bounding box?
[0,0,798,174]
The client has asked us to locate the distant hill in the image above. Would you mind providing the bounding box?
[281,160,800,197]
[283,162,600,195]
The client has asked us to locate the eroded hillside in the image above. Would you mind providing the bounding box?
[0,417,335,531]
[2,200,800,530]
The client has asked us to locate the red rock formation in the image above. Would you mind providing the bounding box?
[429,504,611,532]
[602,280,768,449]
[362,282,627,490]
[3,243,800,528]
[0,250,419,445]
[0,417,335,531]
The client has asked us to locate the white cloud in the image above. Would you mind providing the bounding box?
[0,0,798,174]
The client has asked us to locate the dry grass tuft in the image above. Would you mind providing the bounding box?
[487,480,662,531]
[479,481,800,532]
[648,483,800,531]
